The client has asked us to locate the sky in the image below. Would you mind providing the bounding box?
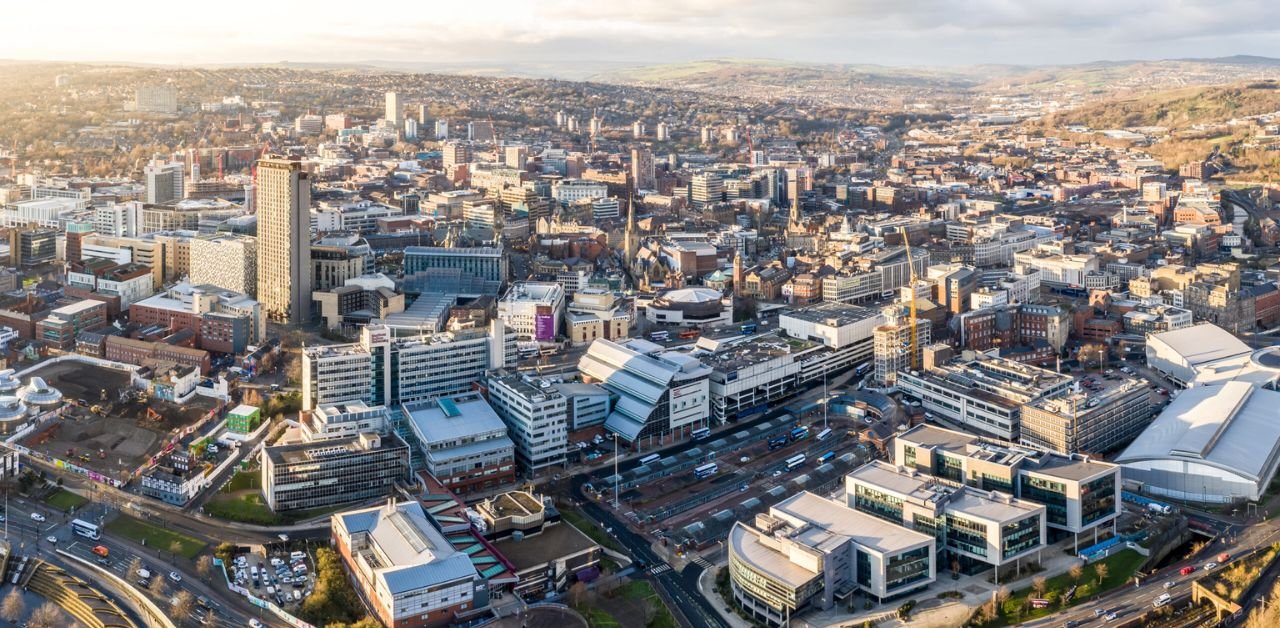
[4,0,1278,70]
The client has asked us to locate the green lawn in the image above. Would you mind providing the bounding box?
[611,581,677,628]
[973,550,1145,627]
[45,489,89,512]
[105,515,207,559]
[560,509,624,553]
[204,493,282,525]
[219,470,260,493]
[577,605,622,628]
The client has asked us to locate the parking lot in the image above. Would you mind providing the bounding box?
[227,545,317,610]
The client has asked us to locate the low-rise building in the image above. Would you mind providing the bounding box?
[487,373,568,473]
[481,491,601,598]
[845,461,1046,576]
[642,287,733,328]
[897,355,1072,441]
[37,300,107,352]
[332,500,486,628]
[498,281,564,341]
[401,393,516,495]
[895,424,1121,547]
[261,432,410,512]
[728,492,936,625]
[579,338,711,446]
[1019,377,1154,455]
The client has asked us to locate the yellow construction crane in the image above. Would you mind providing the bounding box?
[901,233,920,371]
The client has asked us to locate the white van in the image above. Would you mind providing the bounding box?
[289,551,306,562]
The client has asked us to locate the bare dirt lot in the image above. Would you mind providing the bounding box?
[19,360,218,480]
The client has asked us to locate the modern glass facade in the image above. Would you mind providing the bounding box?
[885,547,932,591]
[1081,475,1117,527]
[936,452,964,482]
[856,550,871,588]
[852,485,905,524]
[944,515,988,558]
[1001,515,1042,559]
[1019,475,1068,527]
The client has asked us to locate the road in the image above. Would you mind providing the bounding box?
[1028,510,1280,627]
[573,490,727,628]
[0,494,254,628]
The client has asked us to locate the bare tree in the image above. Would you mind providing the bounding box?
[1094,562,1110,586]
[1032,576,1047,598]
[170,591,195,618]
[1,588,24,624]
[195,555,213,581]
[148,575,167,598]
[27,603,60,628]
[1068,563,1084,583]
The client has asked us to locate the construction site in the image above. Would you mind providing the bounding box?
[17,359,219,481]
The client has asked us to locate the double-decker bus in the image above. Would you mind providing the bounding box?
[638,454,661,466]
[693,463,718,479]
[71,519,100,540]
[785,454,806,470]
[816,452,835,465]
[790,426,809,441]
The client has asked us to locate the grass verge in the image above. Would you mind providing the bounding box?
[560,509,624,553]
[970,549,1145,627]
[105,514,207,559]
[46,489,89,512]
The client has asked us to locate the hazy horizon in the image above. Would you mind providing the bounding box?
[7,0,1279,70]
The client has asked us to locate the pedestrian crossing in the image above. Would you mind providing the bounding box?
[689,556,714,569]
[647,564,672,575]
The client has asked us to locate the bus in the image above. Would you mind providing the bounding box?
[785,454,806,470]
[692,427,711,441]
[816,452,835,465]
[790,426,809,441]
[71,519,100,541]
[638,454,661,466]
[693,463,718,479]
[741,323,757,335]
[855,362,872,377]
[816,428,832,441]
[649,331,671,342]
[768,435,788,451]
[678,329,701,340]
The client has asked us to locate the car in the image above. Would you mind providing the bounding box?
[168,571,182,583]
[1164,581,1175,589]
[1204,562,1218,570]
[270,558,283,567]
[30,513,44,522]
[45,536,56,544]
[1094,609,1107,617]
[1105,612,1118,622]
[739,484,748,492]
[281,575,293,584]
[96,557,110,566]
[250,620,264,628]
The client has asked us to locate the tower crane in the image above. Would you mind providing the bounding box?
[901,232,921,371]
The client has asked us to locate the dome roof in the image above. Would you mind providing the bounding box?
[660,287,722,304]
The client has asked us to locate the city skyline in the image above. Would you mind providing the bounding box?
[5,0,1279,70]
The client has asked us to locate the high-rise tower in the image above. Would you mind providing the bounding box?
[255,158,312,323]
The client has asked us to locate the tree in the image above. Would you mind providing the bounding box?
[168,541,184,560]
[127,557,143,580]
[1068,563,1084,583]
[148,575,167,598]
[1094,562,1110,586]
[195,555,214,581]
[171,591,195,618]
[27,603,60,628]
[1,588,24,624]
[1032,576,1047,598]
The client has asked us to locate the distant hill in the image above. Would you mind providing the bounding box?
[1053,81,1280,129]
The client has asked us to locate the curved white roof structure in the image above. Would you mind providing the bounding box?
[0,370,21,395]
[660,287,722,304]
[1115,381,1280,503]
[0,396,26,423]
[18,377,62,407]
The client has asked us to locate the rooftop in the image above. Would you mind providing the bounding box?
[1116,381,1280,483]
[492,521,598,569]
[402,392,511,445]
[1149,323,1251,367]
[334,500,477,595]
[781,301,883,326]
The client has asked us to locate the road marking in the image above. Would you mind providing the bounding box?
[648,564,671,575]
[690,556,713,569]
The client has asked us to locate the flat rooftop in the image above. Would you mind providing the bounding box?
[774,492,933,555]
[492,521,598,569]
[781,301,882,326]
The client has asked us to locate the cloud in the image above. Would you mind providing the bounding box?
[1,0,1278,67]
